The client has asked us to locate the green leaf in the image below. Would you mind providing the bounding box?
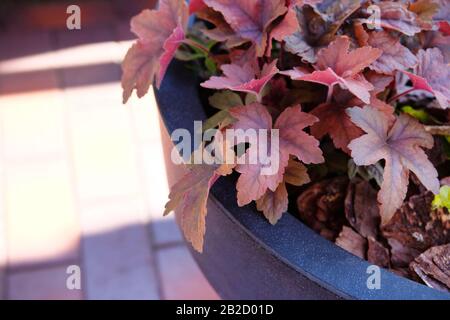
[203,110,235,131]
[175,49,205,61]
[401,106,429,123]
[208,91,243,110]
[204,57,217,74]
[348,159,384,187]
[432,185,450,210]
[245,93,258,105]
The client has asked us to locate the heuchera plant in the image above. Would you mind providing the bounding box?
[121,0,450,255]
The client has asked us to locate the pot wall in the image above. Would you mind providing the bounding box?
[155,60,450,300]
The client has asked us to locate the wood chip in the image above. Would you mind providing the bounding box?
[382,191,450,267]
[297,177,348,240]
[367,237,390,268]
[336,226,367,259]
[410,244,450,292]
[345,180,380,239]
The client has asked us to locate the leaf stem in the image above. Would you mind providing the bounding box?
[388,88,415,104]
[424,125,450,136]
[183,38,209,56]
[279,42,285,70]
[326,86,334,104]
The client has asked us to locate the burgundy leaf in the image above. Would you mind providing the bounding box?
[310,89,394,153]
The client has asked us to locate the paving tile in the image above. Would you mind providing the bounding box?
[63,82,122,109]
[0,91,66,162]
[130,90,183,245]
[156,246,220,300]
[80,195,147,235]
[0,30,52,61]
[112,0,157,23]
[139,143,183,245]
[55,24,116,49]
[5,1,118,33]
[5,160,79,267]
[60,63,121,88]
[115,20,135,42]
[81,203,159,299]
[0,70,59,95]
[7,264,83,300]
[129,90,162,143]
[139,136,170,214]
[0,135,5,299]
[150,218,184,246]
[66,84,141,201]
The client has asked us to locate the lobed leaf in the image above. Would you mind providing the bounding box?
[347,106,440,225]
[121,0,189,103]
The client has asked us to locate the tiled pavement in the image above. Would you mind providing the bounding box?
[0,1,219,300]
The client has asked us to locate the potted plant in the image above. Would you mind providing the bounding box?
[121,0,450,299]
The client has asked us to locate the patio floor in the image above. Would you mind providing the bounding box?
[0,0,219,300]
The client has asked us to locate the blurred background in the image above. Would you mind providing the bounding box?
[0,0,218,299]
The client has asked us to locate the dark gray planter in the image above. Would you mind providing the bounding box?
[154,60,450,300]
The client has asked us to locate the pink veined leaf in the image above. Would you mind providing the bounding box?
[203,0,288,56]
[282,36,382,103]
[201,59,279,97]
[157,25,185,88]
[230,103,323,206]
[402,48,450,109]
[347,106,440,225]
[121,0,188,103]
[367,31,417,75]
[189,0,207,14]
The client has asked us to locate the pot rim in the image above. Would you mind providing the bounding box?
[154,60,450,300]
